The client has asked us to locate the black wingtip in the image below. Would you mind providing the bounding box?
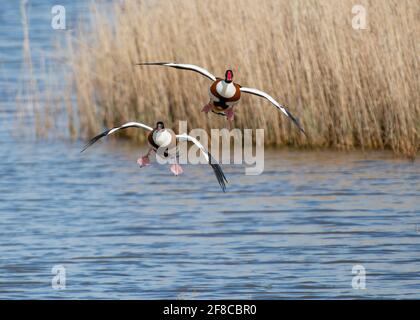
[135,62,169,66]
[80,143,93,153]
[80,141,93,153]
[297,123,307,137]
[297,121,307,137]
[285,109,307,137]
[80,130,110,153]
[209,155,228,192]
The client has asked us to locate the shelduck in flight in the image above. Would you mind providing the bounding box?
[81,121,228,192]
[137,62,305,133]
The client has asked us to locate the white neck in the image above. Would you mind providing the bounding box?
[216,81,236,98]
[154,129,172,147]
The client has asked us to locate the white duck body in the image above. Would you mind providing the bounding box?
[153,129,173,148]
[208,79,242,112]
[215,80,237,99]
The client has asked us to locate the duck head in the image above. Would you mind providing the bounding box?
[156,121,165,131]
[224,70,233,83]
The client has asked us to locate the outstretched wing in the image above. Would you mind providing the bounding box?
[176,133,228,192]
[136,62,217,81]
[81,122,153,152]
[240,87,306,135]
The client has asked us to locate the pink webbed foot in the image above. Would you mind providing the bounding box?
[137,155,150,168]
[170,164,183,176]
[225,108,235,129]
[225,108,235,121]
[201,102,213,113]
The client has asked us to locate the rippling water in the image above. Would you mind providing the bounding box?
[0,1,419,299]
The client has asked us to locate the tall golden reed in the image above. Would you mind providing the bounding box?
[53,0,419,157]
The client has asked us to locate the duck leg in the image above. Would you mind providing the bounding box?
[225,107,235,130]
[137,148,153,168]
[170,163,183,176]
[201,100,213,114]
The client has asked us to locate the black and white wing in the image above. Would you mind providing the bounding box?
[81,121,153,152]
[136,62,217,81]
[240,87,306,135]
[176,133,228,192]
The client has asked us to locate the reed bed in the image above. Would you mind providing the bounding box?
[41,0,419,157]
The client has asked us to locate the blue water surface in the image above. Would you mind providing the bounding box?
[0,0,419,299]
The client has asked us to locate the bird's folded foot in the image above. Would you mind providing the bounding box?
[225,108,235,129]
[225,108,234,121]
[137,155,150,168]
[201,102,213,114]
[170,164,183,176]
